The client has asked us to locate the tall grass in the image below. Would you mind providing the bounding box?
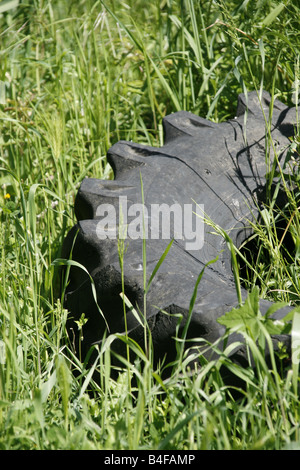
[0,0,299,450]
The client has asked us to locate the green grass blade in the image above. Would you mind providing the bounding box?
[145,239,174,295]
[291,311,300,395]
[52,258,109,331]
[158,410,200,450]
[261,3,285,27]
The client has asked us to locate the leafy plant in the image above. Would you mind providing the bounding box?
[218,286,293,340]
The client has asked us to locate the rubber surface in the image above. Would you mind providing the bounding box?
[62,91,296,376]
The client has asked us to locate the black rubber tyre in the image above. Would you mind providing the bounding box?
[62,91,296,377]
